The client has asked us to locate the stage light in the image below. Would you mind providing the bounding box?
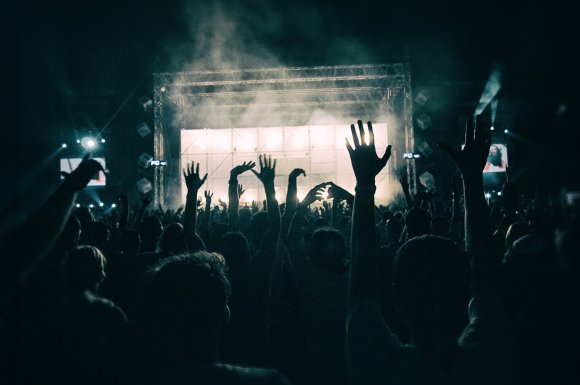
[497,191,502,196]
[490,126,495,131]
[75,203,80,208]
[61,143,67,148]
[101,138,106,143]
[89,204,94,208]
[504,129,508,134]
[160,86,166,93]
[76,139,81,144]
[485,193,491,199]
[99,202,104,207]
[111,203,117,208]
[81,137,97,149]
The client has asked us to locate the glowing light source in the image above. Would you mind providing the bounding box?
[504,129,508,134]
[101,138,106,143]
[89,204,94,208]
[490,126,495,131]
[61,143,67,148]
[497,191,502,196]
[111,203,117,208]
[75,203,80,208]
[485,193,491,199]
[76,139,81,144]
[81,137,97,149]
[99,202,104,207]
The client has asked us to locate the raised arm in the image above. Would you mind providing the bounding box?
[227,161,255,231]
[346,120,392,308]
[251,154,280,256]
[280,168,305,240]
[182,161,207,250]
[1,157,103,308]
[439,114,493,291]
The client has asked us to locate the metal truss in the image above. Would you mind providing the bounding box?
[153,64,416,206]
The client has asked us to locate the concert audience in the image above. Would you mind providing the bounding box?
[1,114,579,385]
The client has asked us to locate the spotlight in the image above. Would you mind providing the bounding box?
[75,203,80,208]
[76,139,81,144]
[485,193,491,199]
[111,203,117,208]
[490,126,495,131]
[89,204,94,208]
[101,138,106,143]
[81,137,97,149]
[497,191,503,196]
[99,202,104,207]
[160,86,166,93]
[61,143,67,148]
[504,129,508,134]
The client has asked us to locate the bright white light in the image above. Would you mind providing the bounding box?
[101,138,106,143]
[485,193,491,199]
[76,139,81,144]
[497,191,502,196]
[490,126,495,131]
[61,143,67,148]
[89,204,94,208]
[111,203,117,208]
[99,202,104,207]
[75,203,80,208]
[504,129,508,134]
[81,137,97,149]
[160,86,166,93]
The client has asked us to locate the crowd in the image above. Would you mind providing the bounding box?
[1,117,578,385]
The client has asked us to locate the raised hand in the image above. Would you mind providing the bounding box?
[237,184,245,199]
[327,182,352,202]
[183,161,208,193]
[61,156,104,191]
[289,168,306,179]
[300,182,330,207]
[345,120,392,185]
[251,154,276,186]
[439,114,491,177]
[204,190,213,207]
[230,161,256,178]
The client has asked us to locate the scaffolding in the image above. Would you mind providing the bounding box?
[153,64,416,206]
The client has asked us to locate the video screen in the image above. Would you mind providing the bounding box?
[60,158,107,187]
[461,143,508,173]
[484,144,508,173]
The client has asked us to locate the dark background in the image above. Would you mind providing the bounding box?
[2,0,578,221]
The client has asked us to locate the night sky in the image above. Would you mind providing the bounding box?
[2,0,578,216]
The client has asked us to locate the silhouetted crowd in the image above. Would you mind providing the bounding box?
[1,118,578,385]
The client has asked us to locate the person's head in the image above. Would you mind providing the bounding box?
[250,211,269,246]
[119,229,141,255]
[505,221,531,249]
[218,232,251,267]
[156,223,186,255]
[65,245,107,292]
[308,227,348,274]
[393,236,469,336]
[404,207,432,238]
[488,145,503,166]
[139,252,231,356]
[210,223,229,249]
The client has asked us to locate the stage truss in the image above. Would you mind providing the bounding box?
[153,64,416,206]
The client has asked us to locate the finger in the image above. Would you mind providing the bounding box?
[259,155,264,170]
[300,169,306,177]
[201,173,208,184]
[350,124,360,147]
[249,161,256,169]
[183,169,187,179]
[251,169,259,178]
[381,145,392,164]
[357,120,366,145]
[196,162,200,176]
[272,158,277,170]
[367,121,375,146]
[345,138,354,154]
[465,116,475,145]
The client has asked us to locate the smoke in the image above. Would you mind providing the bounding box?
[160,0,406,206]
